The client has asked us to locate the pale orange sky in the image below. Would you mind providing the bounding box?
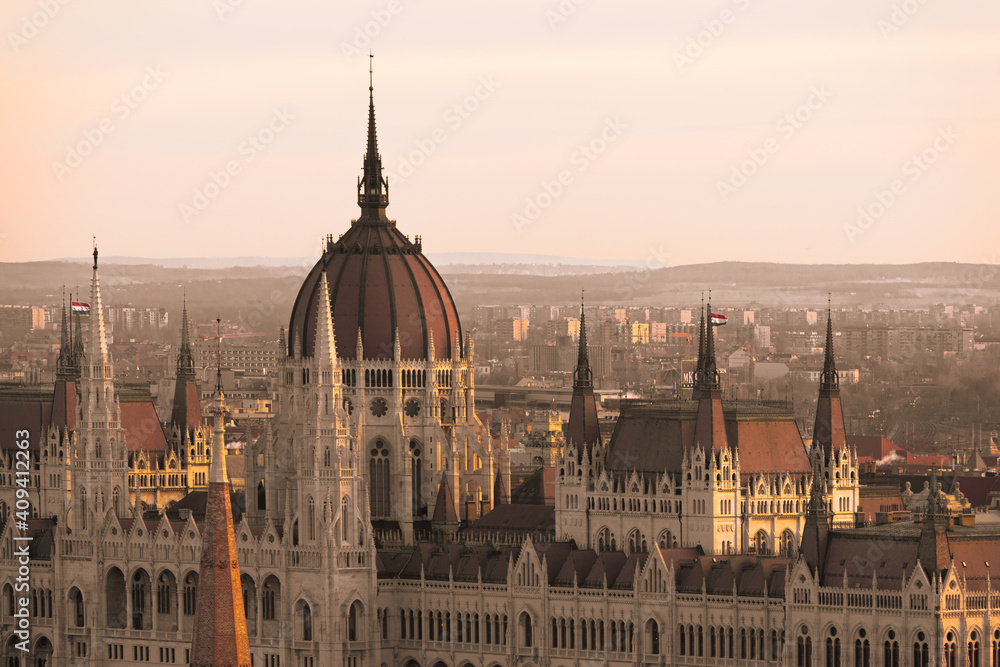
[1,0,998,265]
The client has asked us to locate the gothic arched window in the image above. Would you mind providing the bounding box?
[369,440,390,518]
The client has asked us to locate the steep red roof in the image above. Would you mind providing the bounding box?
[119,396,169,453]
[50,379,77,430]
[725,418,811,475]
[693,394,727,452]
[0,387,52,451]
[604,401,810,476]
[170,378,202,433]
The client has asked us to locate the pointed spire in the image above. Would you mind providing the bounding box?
[313,272,337,371]
[209,382,228,484]
[72,299,84,363]
[190,370,251,665]
[56,291,76,380]
[356,327,364,361]
[692,295,706,399]
[568,291,601,454]
[88,241,109,366]
[574,292,592,389]
[357,52,389,217]
[171,298,203,431]
[813,300,846,457]
[278,326,287,357]
[704,297,719,392]
[176,294,195,380]
[820,295,839,392]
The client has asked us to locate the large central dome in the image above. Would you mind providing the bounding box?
[287,80,462,362]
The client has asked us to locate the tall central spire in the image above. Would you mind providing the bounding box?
[357,53,389,218]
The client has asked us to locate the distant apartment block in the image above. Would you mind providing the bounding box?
[103,305,168,331]
[0,304,46,331]
[545,317,580,342]
[755,324,771,348]
[529,340,610,379]
[495,316,529,341]
[843,326,973,358]
[191,337,281,374]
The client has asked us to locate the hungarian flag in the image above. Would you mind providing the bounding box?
[71,301,91,313]
[710,312,727,326]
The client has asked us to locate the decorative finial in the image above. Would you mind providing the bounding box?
[92,237,98,270]
[369,50,374,91]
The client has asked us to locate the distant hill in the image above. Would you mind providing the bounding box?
[1,259,995,318]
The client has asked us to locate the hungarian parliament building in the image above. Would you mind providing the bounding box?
[1,82,998,667]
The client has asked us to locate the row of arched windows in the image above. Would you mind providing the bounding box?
[680,623,783,661]
[396,609,507,645]
[796,626,937,667]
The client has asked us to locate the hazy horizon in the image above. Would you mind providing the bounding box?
[3,0,998,265]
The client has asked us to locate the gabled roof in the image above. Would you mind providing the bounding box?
[120,396,169,453]
[604,400,810,476]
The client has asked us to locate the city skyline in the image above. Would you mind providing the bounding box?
[2,0,999,266]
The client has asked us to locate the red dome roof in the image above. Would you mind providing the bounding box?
[288,222,462,361]
[288,81,462,361]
